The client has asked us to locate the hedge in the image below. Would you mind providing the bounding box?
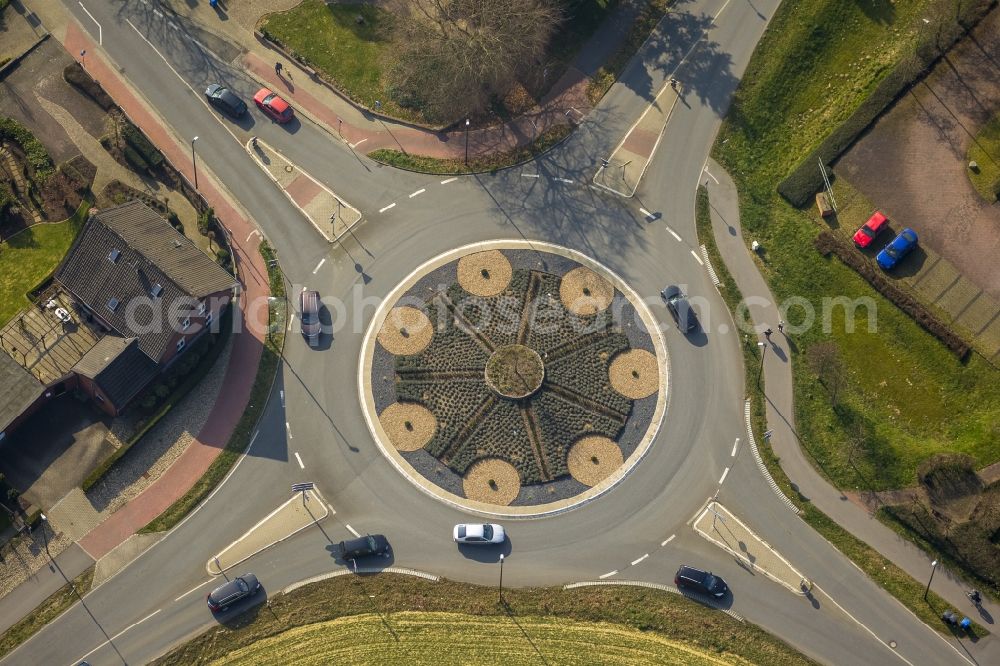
[62,63,116,111]
[0,117,54,182]
[778,0,997,207]
[813,231,969,359]
[122,144,149,171]
[123,124,164,167]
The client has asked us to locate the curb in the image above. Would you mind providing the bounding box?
[281,567,440,595]
[564,580,745,622]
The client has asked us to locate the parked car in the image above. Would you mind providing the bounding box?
[675,565,728,598]
[453,523,505,545]
[254,88,294,123]
[206,573,260,612]
[852,210,889,249]
[338,534,390,559]
[204,84,247,118]
[876,228,918,270]
[299,289,321,344]
[660,285,698,332]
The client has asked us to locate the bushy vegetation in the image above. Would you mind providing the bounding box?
[63,63,116,111]
[0,117,54,182]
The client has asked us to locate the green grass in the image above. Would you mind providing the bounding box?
[967,113,1000,200]
[139,244,286,534]
[155,575,817,666]
[712,0,1000,492]
[0,202,89,325]
[0,566,94,660]
[368,125,572,174]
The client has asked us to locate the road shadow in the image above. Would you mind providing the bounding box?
[456,540,513,563]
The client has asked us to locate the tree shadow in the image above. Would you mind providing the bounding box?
[851,0,896,26]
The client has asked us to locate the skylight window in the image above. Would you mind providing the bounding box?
[108,249,121,263]
[150,284,163,298]
[107,297,120,312]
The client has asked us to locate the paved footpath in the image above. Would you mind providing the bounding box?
[703,158,999,655]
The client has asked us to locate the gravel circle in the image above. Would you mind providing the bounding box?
[559,267,614,315]
[608,349,659,399]
[462,458,521,505]
[379,402,437,452]
[567,436,624,486]
[377,306,433,355]
[456,250,512,297]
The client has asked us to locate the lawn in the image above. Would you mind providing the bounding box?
[712,0,1000,491]
[967,113,1000,201]
[0,203,88,326]
[156,575,815,666]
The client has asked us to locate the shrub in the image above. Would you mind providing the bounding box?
[139,393,158,411]
[63,63,116,111]
[198,208,213,236]
[778,0,997,206]
[122,124,164,167]
[122,145,149,171]
[215,247,230,269]
[153,383,170,399]
[813,231,969,358]
[0,117,54,182]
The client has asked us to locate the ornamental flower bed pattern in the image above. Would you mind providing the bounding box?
[383,252,657,490]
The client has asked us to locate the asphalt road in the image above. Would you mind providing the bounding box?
[0,0,979,664]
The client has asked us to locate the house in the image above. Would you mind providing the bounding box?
[0,200,237,440]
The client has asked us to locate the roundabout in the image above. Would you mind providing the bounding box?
[359,240,669,517]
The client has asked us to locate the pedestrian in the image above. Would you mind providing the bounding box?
[778,320,784,334]
[250,135,258,149]
[670,77,678,89]
[275,61,283,76]
[764,327,773,340]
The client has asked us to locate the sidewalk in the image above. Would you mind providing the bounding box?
[703,159,999,644]
[162,0,646,160]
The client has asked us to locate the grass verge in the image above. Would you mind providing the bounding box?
[138,243,286,533]
[0,201,89,325]
[695,184,987,635]
[155,575,816,666]
[967,113,1000,201]
[368,125,571,175]
[0,566,94,660]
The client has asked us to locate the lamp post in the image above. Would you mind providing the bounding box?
[191,136,199,190]
[756,341,766,387]
[464,118,471,165]
[79,49,86,69]
[38,513,51,559]
[498,553,505,604]
[924,559,938,600]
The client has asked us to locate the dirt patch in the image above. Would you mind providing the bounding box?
[485,344,544,398]
[608,349,658,399]
[377,306,433,355]
[835,9,1000,300]
[567,436,623,487]
[559,267,613,315]
[456,250,512,297]
[462,458,520,505]
[379,402,436,452]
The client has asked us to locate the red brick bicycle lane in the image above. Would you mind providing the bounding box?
[63,23,270,559]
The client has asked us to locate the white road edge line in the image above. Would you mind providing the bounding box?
[440,177,457,184]
[731,438,740,457]
[666,227,682,242]
[691,249,704,265]
[345,524,360,537]
[661,534,676,547]
[379,203,396,213]
[408,188,425,198]
[630,554,649,566]
[702,166,720,184]
[78,2,103,45]
[294,452,305,469]
[599,570,618,579]
[312,258,326,274]
[718,467,730,485]
[174,578,213,602]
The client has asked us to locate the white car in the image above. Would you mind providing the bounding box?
[453,523,505,545]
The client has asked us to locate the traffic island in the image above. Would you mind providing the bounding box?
[246,138,360,242]
[206,488,329,574]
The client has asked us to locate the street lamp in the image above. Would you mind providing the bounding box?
[191,136,199,190]
[924,559,938,600]
[464,118,471,165]
[38,513,51,559]
[79,49,86,69]
[498,553,505,604]
[756,341,766,387]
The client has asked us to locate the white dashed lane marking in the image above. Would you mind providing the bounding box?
[312,258,325,274]
[345,524,361,537]
[639,207,655,219]
[661,534,676,547]
[718,467,730,485]
[691,249,704,265]
[379,203,396,213]
[440,177,457,184]
[630,554,649,566]
[555,177,574,184]
[521,173,540,178]
[285,422,293,439]
[731,438,740,457]
[666,227,682,242]
[599,570,618,579]
[409,188,425,198]
[295,452,305,469]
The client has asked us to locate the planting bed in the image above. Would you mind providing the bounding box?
[368,246,663,507]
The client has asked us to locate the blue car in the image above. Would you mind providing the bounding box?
[876,228,918,270]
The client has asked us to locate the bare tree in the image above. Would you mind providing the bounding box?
[386,0,563,121]
[806,340,847,406]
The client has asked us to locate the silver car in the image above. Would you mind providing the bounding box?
[453,523,505,544]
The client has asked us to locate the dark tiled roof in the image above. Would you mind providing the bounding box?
[74,337,157,408]
[55,201,235,362]
[0,351,44,434]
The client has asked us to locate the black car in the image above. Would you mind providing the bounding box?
[660,285,698,332]
[339,534,390,559]
[206,573,260,612]
[204,84,247,118]
[675,565,728,598]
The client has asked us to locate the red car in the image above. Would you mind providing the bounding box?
[853,210,889,248]
[253,88,294,123]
